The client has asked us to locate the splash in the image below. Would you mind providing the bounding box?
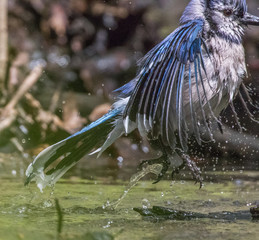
[105,163,163,209]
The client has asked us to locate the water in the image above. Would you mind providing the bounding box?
[0,154,259,240]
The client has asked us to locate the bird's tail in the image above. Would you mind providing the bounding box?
[25,108,122,191]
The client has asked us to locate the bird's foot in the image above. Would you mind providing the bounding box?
[171,162,185,180]
[176,150,203,188]
[184,154,203,188]
[139,155,170,184]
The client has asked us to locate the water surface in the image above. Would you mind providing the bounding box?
[0,154,258,240]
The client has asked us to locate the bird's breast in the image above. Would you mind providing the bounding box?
[207,36,246,98]
[182,37,246,126]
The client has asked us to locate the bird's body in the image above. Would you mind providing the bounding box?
[25,0,259,190]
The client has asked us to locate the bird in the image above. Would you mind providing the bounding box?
[25,0,259,191]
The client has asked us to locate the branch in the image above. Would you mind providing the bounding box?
[0,0,8,88]
[0,65,43,133]
[4,65,43,114]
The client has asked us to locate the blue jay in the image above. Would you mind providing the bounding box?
[25,0,259,190]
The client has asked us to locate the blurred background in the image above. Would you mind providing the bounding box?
[1,0,259,180]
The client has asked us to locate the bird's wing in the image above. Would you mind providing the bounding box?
[123,19,213,151]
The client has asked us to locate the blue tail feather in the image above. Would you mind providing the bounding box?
[25,109,121,189]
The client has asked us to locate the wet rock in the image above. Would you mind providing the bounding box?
[134,206,251,222]
[250,205,259,220]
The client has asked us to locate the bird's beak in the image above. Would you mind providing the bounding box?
[241,13,259,26]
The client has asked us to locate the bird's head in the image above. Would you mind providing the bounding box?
[181,0,259,43]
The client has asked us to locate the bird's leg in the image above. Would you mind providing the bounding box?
[138,140,170,184]
[171,161,185,179]
[139,152,170,184]
[176,149,203,188]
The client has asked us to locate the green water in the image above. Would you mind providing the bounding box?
[0,155,258,240]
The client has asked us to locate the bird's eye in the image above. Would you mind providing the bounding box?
[223,9,233,17]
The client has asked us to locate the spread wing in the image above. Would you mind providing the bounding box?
[123,19,215,151]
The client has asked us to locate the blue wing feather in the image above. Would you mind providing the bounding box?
[188,64,201,144]
[122,19,213,150]
[177,64,187,150]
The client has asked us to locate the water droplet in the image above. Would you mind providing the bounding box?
[131,144,138,150]
[142,146,149,153]
[103,220,113,229]
[117,156,124,162]
[142,199,150,209]
[43,200,53,208]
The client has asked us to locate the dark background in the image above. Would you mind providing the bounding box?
[3,0,259,178]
